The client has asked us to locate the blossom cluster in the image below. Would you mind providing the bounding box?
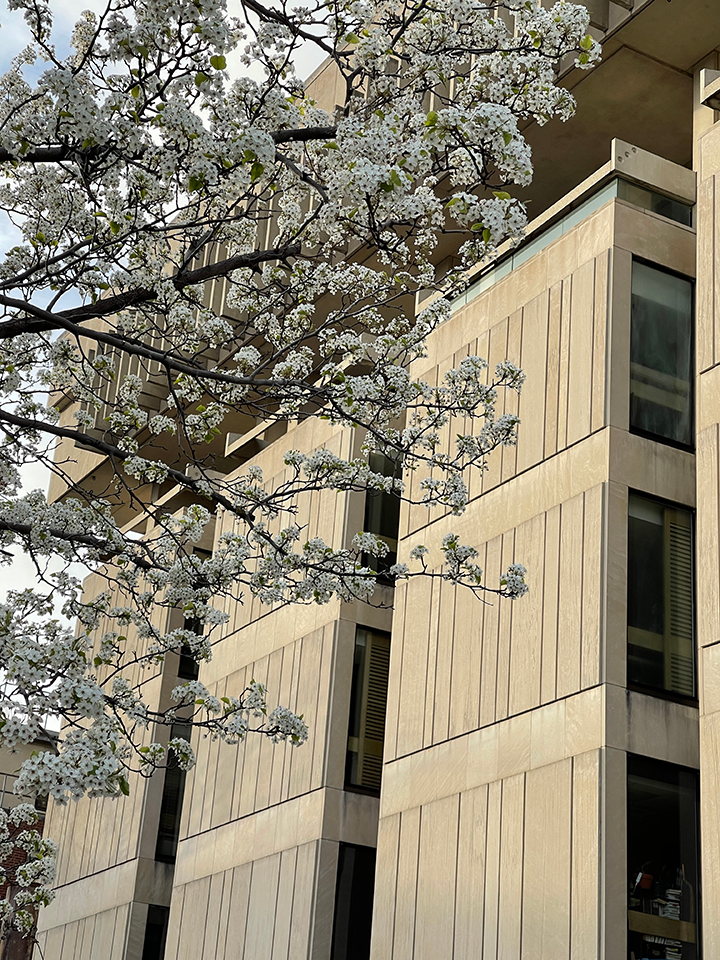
[0,0,599,935]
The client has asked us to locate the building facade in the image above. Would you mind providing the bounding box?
[32,2,720,959]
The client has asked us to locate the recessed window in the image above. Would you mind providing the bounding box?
[362,452,401,581]
[330,843,377,960]
[142,905,170,960]
[627,756,699,960]
[627,494,694,699]
[345,628,390,793]
[155,723,190,863]
[630,261,693,448]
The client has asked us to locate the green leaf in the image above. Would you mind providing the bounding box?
[131,85,140,99]
[119,777,130,796]
[250,161,264,182]
[195,72,210,87]
[109,221,121,235]
[482,228,492,243]
[345,32,359,43]
[189,175,203,192]
[425,110,438,127]
[580,34,593,51]
[503,131,513,146]
[210,54,227,70]
[493,191,511,201]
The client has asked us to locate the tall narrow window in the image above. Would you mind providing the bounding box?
[330,843,377,960]
[627,494,694,699]
[628,756,699,960]
[363,452,401,580]
[142,904,170,960]
[154,723,190,863]
[630,261,693,448]
[345,628,390,793]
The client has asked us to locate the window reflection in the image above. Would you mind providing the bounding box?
[630,261,693,448]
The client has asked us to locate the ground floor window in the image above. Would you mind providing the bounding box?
[628,755,699,960]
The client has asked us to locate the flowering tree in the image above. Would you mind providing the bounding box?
[0,0,598,937]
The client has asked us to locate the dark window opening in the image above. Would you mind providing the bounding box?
[628,755,700,960]
[363,452,401,583]
[142,904,170,960]
[330,843,377,960]
[176,547,211,681]
[154,723,190,863]
[627,494,695,700]
[345,628,390,794]
[630,260,693,449]
[177,618,201,681]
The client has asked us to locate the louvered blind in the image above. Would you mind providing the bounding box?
[665,509,694,697]
[346,629,390,793]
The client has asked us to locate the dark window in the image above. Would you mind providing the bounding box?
[627,494,694,699]
[630,261,693,448]
[330,843,377,960]
[177,618,201,681]
[628,756,700,960]
[345,628,390,794]
[154,723,190,863]
[363,452,401,581]
[142,904,170,960]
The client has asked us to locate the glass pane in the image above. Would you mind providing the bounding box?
[142,905,170,960]
[154,723,190,863]
[345,628,390,793]
[363,452,401,579]
[331,843,377,960]
[628,756,699,960]
[630,262,693,447]
[627,494,695,698]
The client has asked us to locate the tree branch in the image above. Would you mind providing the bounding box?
[0,128,337,165]
[0,243,301,338]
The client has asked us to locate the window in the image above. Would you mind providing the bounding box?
[627,494,694,699]
[142,904,170,960]
[154,723,190,863]
[630,261,693,448]
[627,756,699,960]
[362,452,401,581]
[345,628,390,793]
[177,618,201,681]
[330,843,377,960]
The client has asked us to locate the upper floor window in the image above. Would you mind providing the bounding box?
[627,493,694,700]
[345,627,390,794]
[630,261,693,449]
[155,722,190,863]
[362,452,401,582]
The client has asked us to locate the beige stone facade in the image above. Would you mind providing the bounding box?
[33,2,720,959]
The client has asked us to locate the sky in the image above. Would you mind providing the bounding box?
[0,0,326,601]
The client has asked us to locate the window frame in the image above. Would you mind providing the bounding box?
[626,489,697,706]
[628,256,695,453]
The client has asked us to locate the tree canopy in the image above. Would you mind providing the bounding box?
[0,0,598,937]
